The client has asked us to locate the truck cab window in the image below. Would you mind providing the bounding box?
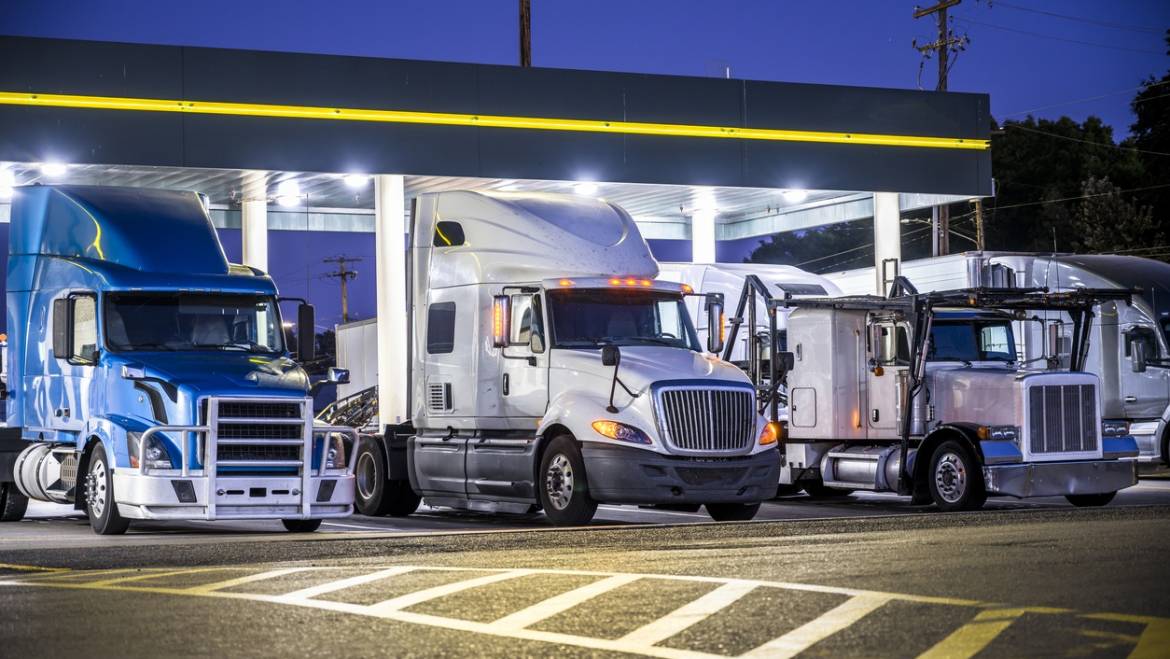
[548,289,701,351]
[929,320,1016,363]
[980,324,1014,361]
[103,293,284,354]
[426,302,456,354]
[70,295,98,364]
[433,221,465,247]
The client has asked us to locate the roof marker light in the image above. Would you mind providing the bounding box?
[681,284,694,294]
[558,279,574,287]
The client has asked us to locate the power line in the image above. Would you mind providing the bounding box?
[987,182,1170,212]
[987,1,1165,35]
[953,16,1164,55]
[323,255,362,323]
[1004,123,1170,157]
[1002,79,1170,117]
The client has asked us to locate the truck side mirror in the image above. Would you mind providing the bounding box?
[529,331,545,354]
[776,351,796,374]
[297,302,316,362]
[1131,336,1148,373]
[705,294,725,354]
[1046,323,1060,364]
[492,295,510,348]
[327,367,350,384]
[601,344,621,367]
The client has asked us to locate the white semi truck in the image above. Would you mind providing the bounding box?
[335,191,780,525]
[727,278,1140,509]
[828,252,1170,469]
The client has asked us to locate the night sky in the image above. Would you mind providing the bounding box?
[2,0,1167,134]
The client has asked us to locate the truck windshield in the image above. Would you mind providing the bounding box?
[929,320,1016,363]
[548,289,701,351]
[104,293,285,354]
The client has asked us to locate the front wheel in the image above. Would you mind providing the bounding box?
[1066,492,1116,507]
[85,443,130,535]
[706,503,761,522]
[0,483,29,522]
[538,435,597,526]
[927,440,987,512]
[282,519,323,533]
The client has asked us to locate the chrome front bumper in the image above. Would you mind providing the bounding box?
[113,471,354,520]
[983,459,1138,498]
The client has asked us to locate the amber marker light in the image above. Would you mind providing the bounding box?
[759,421,783,446]
[558,278,574,287]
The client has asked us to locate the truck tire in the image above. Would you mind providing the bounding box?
[802,481,854,498]
[0,483,29,521]
[85,443,130,535]
[706,503,761,521]
[353,437,421,518]
[538,435,597,526]
[927,439,987,512]
[281,519,323,532]
[1065,492,1116,507]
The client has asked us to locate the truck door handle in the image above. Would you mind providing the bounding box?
[502,373,510,396]
[1125,395,1137,403]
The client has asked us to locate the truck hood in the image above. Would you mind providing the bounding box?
[107,352,310,397]
[551,346,749,393]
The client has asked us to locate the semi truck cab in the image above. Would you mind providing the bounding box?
[1,185,357,534]
[350,191,780,525]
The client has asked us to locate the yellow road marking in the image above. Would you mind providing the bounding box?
[2,565,1166,659]
[0,90,990,151]
[745,594,892,658]
[918,607,1032,659]
[185,567,313,594]
[0,563,70,573]
[619,580,758,647]
[492,573,641,631]
[277,566,414,601]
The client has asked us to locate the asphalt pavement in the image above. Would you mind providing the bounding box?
[1,481,1168,658]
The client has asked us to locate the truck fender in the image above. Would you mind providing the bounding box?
[74,419,121,510]
[912,424,985,497]
[535,389,656,485]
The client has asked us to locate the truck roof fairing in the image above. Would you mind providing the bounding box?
[416,190,658,285]
[10,185,232,275]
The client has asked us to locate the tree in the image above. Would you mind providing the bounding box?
[1073,176,1162,256]
[1125,29,1170,235]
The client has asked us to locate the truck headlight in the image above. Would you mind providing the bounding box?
[591,420,652,445]
[127,431,175,470]
[979,425,1019,443]
[325,434,348,469]
[1101,420,1131,437]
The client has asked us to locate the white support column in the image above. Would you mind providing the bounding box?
[691,209,717,264]
[375,174,408,428]
[241,173,268,272]
[872,192,901,296]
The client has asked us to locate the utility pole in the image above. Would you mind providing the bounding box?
[913,0,968,256]
[520,0,532,67]
[323,256,361,323]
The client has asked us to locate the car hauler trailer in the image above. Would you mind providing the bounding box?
[828,252,1170,469]
[726,277,1139,510]
[337,191,780,525]
[0,185,357,534]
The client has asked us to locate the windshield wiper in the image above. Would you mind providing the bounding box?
[124,343,177,351]
[628,337,680,346]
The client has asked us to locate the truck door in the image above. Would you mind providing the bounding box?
[49,292,98,436]
[865,320,907,438]
[1122,325,1169,419]
[466,292,549,502]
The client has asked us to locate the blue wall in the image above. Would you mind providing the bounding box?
[1,226,770,334]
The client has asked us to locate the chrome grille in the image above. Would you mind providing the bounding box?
[218,445,301,461]
[218,401,300,419]
[1028,384,1099,454]
[658,387,754,453]
[217,423,303,440]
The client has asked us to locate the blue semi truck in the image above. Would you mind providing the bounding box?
[0,185,357,534]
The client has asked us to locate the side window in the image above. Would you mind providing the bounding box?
[53,293,99,365]
[433,221,466,247]
[510,295,533,345]
[426,302,456,354]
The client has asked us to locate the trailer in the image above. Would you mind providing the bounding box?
[727,277,1140,509]
[336,191,780,525]
[1,185,357,534]
[828,252,1170,469]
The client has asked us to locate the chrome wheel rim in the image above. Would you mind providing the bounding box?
[934,451,967,504]
[545,454,575,511]
[356,452,377,500]
[86,458,108,518]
